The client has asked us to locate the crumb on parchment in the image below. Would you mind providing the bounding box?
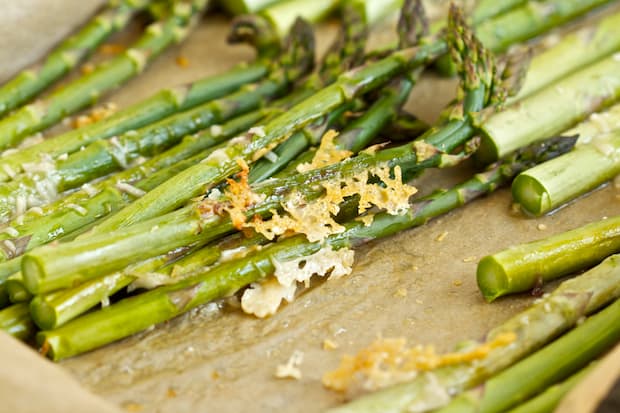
[275,350,304,380]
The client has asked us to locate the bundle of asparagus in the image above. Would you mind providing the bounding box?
[0,0,618,411]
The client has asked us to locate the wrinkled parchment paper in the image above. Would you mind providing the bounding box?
[1,1,619,412]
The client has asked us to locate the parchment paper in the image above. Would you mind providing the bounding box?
[1,1,619,412]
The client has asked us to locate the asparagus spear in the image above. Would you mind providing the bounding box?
[0,0,209,150]
[329,254,620,413]
[510,9,620,102]
[477,215,620,302]
[34,133,575,360]
[435,300,620,413]
[512,131,620,216]
[505,363,595,413]
[0,0,150,117]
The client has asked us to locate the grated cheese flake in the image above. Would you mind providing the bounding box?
[322,332,516,395]
[275,350,304,380]
[297,130,353,172]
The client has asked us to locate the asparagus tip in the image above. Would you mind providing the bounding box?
[397,0,428,48]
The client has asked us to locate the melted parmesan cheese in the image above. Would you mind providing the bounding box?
[297,130,353,172]
[246,165,416,242]
[322,332,516,394]
[241,246,355,318]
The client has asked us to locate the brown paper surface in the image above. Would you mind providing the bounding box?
[1,1,619,412]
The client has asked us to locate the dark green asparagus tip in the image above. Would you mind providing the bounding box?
[497,46,533,101]
[319,2,368,83]
[397,0,428,48]
[509,134,579,170]
[227,13,281,56]
[279,17,316,83]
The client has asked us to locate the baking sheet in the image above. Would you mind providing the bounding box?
[1,1,619,412]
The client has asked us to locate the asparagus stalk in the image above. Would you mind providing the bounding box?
[0,0,209,150]
[0,21,315,222]
[474,0,612,53]
[0,0,150,117]
[478,52,620,163]
[470,0,527,24]
[0,62,270,184]
[329,254,620,413]
[477,215,620,302]
[35,134,575,360]
[510,9,620,102]
[505,363,595,413]
[436,300,620,413]
[512,131,620,216]
[0,303,35,341]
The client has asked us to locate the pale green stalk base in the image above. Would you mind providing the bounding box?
[477,215,620,302]
[512,130,620,216]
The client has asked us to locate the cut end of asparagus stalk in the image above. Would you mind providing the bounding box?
[20,256,45,295]
[477,255,511,302]
[30,296,59,331]
[511,173,551,216]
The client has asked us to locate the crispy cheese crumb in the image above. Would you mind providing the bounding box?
[275,350,304,380]
[323,339,339,351]
[241,246,355,318]
[322,332,516,394]
[198,159,265,228]
[297,130,353,172]
[462,256,476,263]
[452,280,463,287]
[394,287,408,298]
[100,43,125,55]
[80,62,95,75]
[176,55,190,67]
[71,102,117,128]
[122,402,143,412]
[436,231,448,242]
[537,223,547,231]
